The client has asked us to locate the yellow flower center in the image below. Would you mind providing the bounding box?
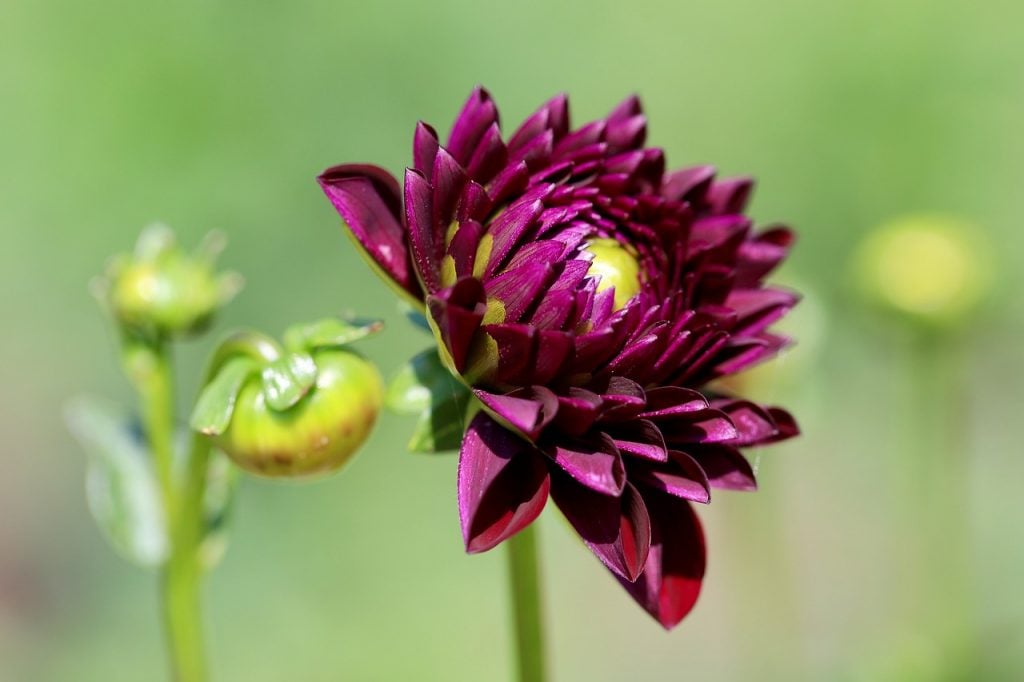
[585,238,642,310]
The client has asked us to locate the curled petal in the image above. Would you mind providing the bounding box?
[458,413,550,554]
[633,451,711,504]
[617,492,706,629]
[317,165,421,301]
[551,477,651,582]
[713,399,782,446]
[474,386,558,441]
[766,407,799,442]
[689,445,757,491]
[544,432,626,496]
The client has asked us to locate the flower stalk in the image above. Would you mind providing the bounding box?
[125,336,207,682]
[506,525,547,682]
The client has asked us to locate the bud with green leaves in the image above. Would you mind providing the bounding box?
[93,224,243,340]
[191,318,384,477]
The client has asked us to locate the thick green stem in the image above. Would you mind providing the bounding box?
[506,525,547,682]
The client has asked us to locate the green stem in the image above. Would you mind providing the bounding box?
[133,339,177,521]
[506,525,547,682]
[128,337,208,682]
[909,332,975,656]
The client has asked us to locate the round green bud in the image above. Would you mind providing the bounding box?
[854,214,993,327]
[98,225,242,339]
[214,349,383,478]
[585,237,643,310]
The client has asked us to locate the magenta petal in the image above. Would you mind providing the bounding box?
[607,419,668,462]
[544,433,626,496]
[447,87,500,168]
[706,176,754,214]
[662,165,716,202]
[508,93,569,153]
[766,407,799,442]
[713,399,781,446]
[689,445,757,491]
[486,323,537,384]
[413,122,439,179]
[486,261,554,322]
[317,164,421,300]
[404,168,441,292]
[427,278,486,373]
[634,451,711,504]
[617,492,706,629]
[639,386,709,419]
[431,147,469,232]
[551,478,651,582]
[474,386,558,441]
[660,408,739,445]
[725,287,800,337]
[458,413,550,554]
[736,226,794,286]
[553,389,603,437]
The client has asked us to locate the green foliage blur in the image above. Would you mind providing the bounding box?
[2,0,1022,680]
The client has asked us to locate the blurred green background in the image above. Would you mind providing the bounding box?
[2,0,1023,680]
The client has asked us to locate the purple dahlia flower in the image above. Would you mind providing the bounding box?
[319,87,799,628]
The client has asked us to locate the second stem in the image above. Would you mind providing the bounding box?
[506,525,547,682]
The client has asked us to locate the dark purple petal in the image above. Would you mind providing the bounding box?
[413,122,439,179]
[765,407,799,442]
[317,164,422,300]
[617,492,705,629]
[606,419,668,462]
[706,176,753,214]
[638,386,709,419]
[689,445,757,491]
[404,168,441,292]
[509,93,569,153]
[725,287,800,337]
[458,413,550,554]
[633,451,711,504]
[447,86,499,168]
[659,408,738,445]
[713,399,781,446]
[427,278,486,374]
[553,388,603,437]
[485,261,554,323]
[662,165,715,202]
[551,478,651,582]
[736,226,795,286]
[431,147,469,234]
[530,330,574,385]
[486,323,537,384]
[544,432,625,496]
[474,386,558,441]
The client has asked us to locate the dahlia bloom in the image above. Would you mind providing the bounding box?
[319,88,799,628]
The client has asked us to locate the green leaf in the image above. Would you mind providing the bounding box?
[386,350,471,453]
[65,397,168,567]
[399,301,432,334]
[261,352,317,411]
[283,317,383,353]
[197,449,239,569]
[189,357,257,435]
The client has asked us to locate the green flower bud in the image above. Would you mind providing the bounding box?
[94,224,242,339]
[853,214,993,328]
[190,319,383,479]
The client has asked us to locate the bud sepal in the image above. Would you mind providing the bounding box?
[190,318,384,478]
